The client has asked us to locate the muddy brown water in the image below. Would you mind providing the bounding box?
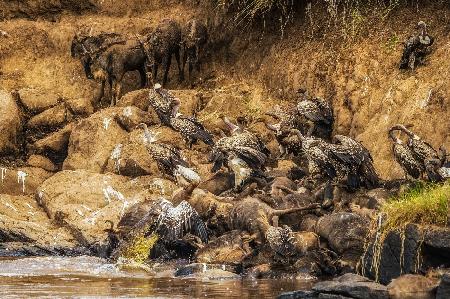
[0,256,314,298]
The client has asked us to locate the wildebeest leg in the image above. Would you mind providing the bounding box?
[175,48,183,82]
[152,63,158,85]
[94,79,106,109]
[138,66,147,88]
[195,45,201,72]
[188,57,194,86]
[162,54,172,86]
[111,75,124,106]
[182,46,188,80]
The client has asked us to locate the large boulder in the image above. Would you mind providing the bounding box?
[117,89,150,111]
[277,274,388,299]
[0,167,53,196]
[36,170,170,250]
[361,224,447,285]
[18,88,60,113]
[63,108,128,173]
[0,89,22,154]
[114,106,159,131]
[27,154,58,172]
[0,194,79,255]
[437,273,450,299]
[27,103,73,130]
[104,128,159,177]
[65,97,94,116]
[388,274,437,299]
[312,274,389,299]
[31,123,73,158]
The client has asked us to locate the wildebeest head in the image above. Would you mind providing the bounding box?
[71,34,88,58]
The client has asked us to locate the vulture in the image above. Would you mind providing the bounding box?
[138,123,200,186]
[424,147,450,182]
[209,117,270,189]
[399,21,434,70]
[168,102,214,148]
[291,130,378,189]
[296,91,334,140]
[111,198,208,260]
[391,124,440,166]
[331,135,380,189]
[148,84,180,125]
[388,127,424,179]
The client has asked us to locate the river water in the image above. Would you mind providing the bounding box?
[0,256,313,298]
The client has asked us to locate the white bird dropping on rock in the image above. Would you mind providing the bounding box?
[110,144,123,173]
[123,106,133,117]
[1,167,6,184]
[103,117,112,130]
[17,170,27,193]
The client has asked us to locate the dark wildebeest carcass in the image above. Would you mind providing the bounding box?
[181,19,208,85]
[139,19,183,87]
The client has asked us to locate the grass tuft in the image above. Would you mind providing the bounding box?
[120,233,159,264]
[380,182,449,232]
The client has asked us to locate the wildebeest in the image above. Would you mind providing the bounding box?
[70,32,125,80]
[181,19,208,85]
[139,19,183,87]
[71,32,148,106]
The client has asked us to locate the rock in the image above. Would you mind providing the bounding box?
[423,226,450,257]
[115,106,159,131]
[63,108,128,173]
[0,167,53,196]
[27,154,58,172]
[32,123,73,156]
[36,170,161,249]
[246,264,271,279]
[0,89,22,154]
[388,274,437,299]
[151,125,185,148]
[117,89,150,111]
[316,212,369,256]
[104,129,159,177]
[196,230,253,265]
[437,273,450,299]
[18,88,60,113]
[277,290,319,299]
[27,103,72,130]
[0,194,79,255]
[65,97,94,116]
[361,224,423,284]
[312,274,389,299]
[170,89,201,116]
[174,263,239,279]
[351,188,391,210]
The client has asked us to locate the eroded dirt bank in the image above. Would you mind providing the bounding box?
[0,1,449,297]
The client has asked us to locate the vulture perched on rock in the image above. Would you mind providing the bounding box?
[138,123,200,186]
[209,117,270,189]
[399,21,434,70]
[296,91,334,140]
[388,127,424,179]
[148,84,180,125]
[168,101,214,148]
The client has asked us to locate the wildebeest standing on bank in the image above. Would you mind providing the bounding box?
[71,32,148,107]
[89,39,148,106]
[140,19,183,86]
[70,32,124,80]
[181,19,208,85]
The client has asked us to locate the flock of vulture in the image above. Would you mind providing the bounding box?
[69,19,449,260]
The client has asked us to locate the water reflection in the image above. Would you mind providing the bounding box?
[0,256,314,298]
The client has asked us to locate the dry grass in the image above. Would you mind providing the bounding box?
[381,182,449,232]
